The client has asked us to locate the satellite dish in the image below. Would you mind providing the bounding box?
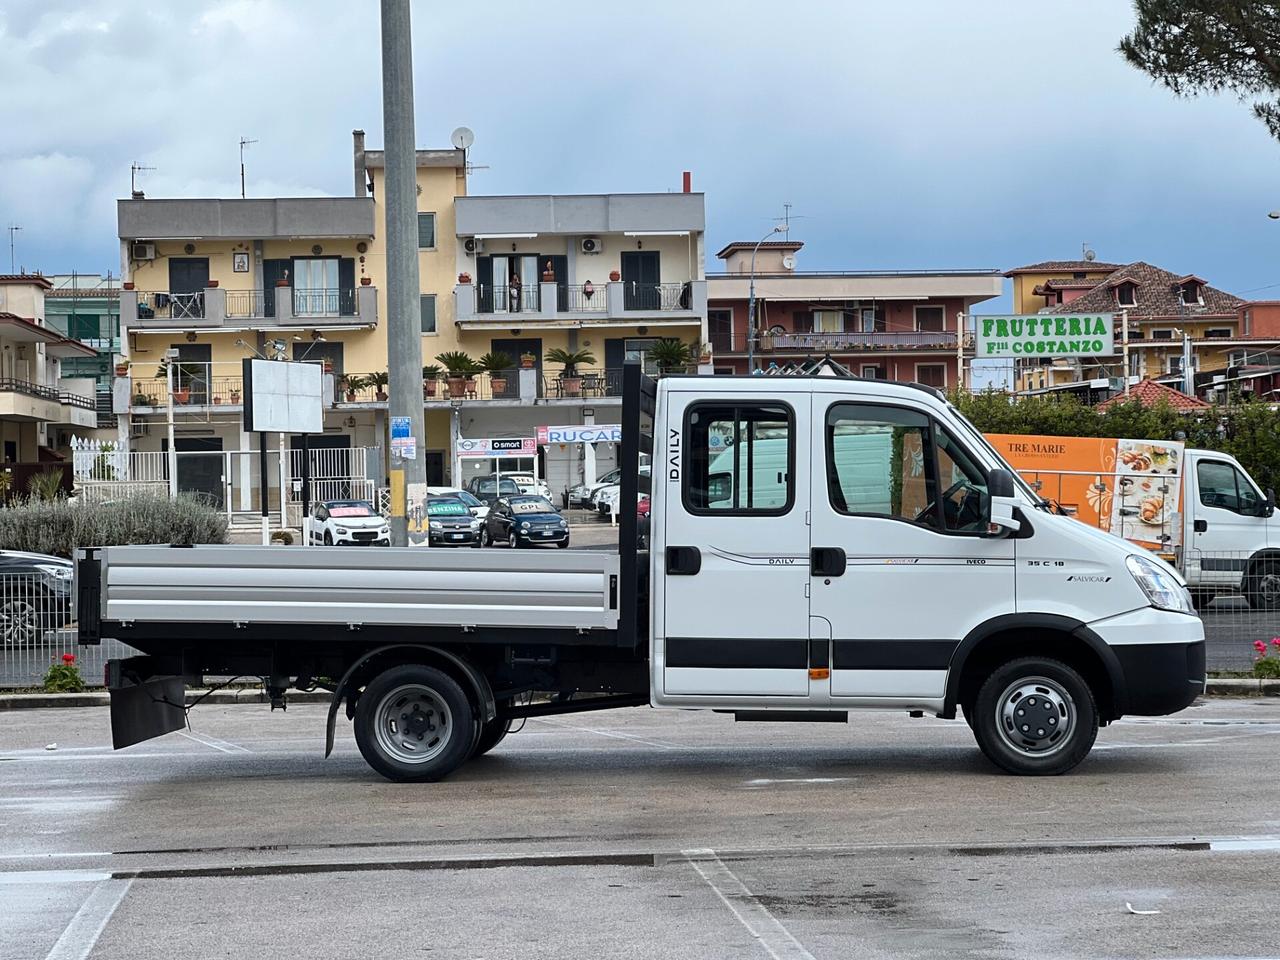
[781,255,796,270]
[1083,247,1096,262]
[450,126,475,151]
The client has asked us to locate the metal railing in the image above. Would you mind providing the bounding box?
[225,289,272,318]
[542,367,623,399]
[293,287,357,317]
[478,284,542,314]
[338,371,525,403]
[565,284,608,312]
[135,291,205,321]
[766,330,959,351]
[0,377,63,403]
[59,392,95,410]
[129,363,244,408]
[624,282,690,311]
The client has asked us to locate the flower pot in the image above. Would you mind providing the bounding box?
[346,391,358,402]
[213,396,223,405]
[520,356,536,369]
[446,376,466,396]
[173,389,190,404]
[114,364,130,376]
[489,376,508,394]
[360,276,371,286]
[458,272,472,284]
[230,392,241,404]
[464,377,477,395]
[609,270,621,282]
[122,282,135,291]
[375,390,388,402]
[424,380,439,399]
[562,376,582,397]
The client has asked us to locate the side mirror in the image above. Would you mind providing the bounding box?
[986,468,1021,536]
[707,472,732,504]
[1264,488,1276,518]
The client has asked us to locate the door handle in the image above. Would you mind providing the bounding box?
[810,546,846,577]
[1194,519,1208,533]
[666,545,702,576]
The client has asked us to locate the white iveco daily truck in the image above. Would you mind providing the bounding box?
[76,366,1205,781]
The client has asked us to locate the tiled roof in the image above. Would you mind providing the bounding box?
[715,240,805,259]
[1096,378,1210,411]
[0,275,53,289]
[1004,260,1124,277]
[1045,261,1242,320]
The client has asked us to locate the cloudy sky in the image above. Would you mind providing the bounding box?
[3,0,1279,312]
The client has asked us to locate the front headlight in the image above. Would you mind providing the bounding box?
[429,520,442,531]
[520,521,531,530]
[470,518,481,529]
[559,518,568,528]
[335,526,350,534]
[1126,554,1193,614]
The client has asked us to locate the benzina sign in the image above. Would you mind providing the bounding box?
[976,314,1114,358]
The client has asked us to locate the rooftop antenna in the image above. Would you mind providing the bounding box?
[1082,243,1096,262]
[782,202,792,240]
[130,161,154,198]
[6,224,20,273]
[239,137,258,199]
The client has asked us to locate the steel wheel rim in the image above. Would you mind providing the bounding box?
[995,676,1075,758]
[509,531,517,548]
[0,600,37,646]
[373,684,453,764]
[1258,572,1280,603]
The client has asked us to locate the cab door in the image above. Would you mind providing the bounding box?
[1188,455,1269,588]
[807,397,1015,702]
[657,390,812,697]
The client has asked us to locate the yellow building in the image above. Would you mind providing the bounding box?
[116,130,706,510]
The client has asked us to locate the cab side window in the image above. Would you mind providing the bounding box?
[684,402,793,514]
[1198,460,1262,514]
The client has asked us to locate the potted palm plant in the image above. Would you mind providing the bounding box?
[648,338,695,375]
[436,351,477,397]
[368,371,390,402]
[340,373,366,402]
[422,364,442,399]
[545,347,596,397]
[478,351,514,394]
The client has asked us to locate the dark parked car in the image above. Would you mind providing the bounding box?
[481,495,570,548]
[0,550,73,647]
[426,496,483,547]
[467,476,522,507]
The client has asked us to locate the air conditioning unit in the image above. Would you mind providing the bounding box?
[580,236,603,255]
[131,242,156,261]
[463,237,485,256]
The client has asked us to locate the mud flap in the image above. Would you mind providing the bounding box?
[110,675,186,749]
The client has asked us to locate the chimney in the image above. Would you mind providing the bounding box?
[682,171,692,194]
[353,129,367,197]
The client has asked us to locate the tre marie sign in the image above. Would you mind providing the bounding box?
[976,314,1115,359]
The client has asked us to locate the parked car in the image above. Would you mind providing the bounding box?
[425,496,483,547]
[568,467,621,507]
[310,500,391,546]
[467,476,523,507]
[637,494,650,517]
[482,495,570,548]
[0,550,73,647]
[594,466,649,516]
[501,473,553,500]
[427,487,490,521]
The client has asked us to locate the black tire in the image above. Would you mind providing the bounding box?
[472,715,513,757]
[471,540,482,548]
[970,656,1098,776]
[353,664,477,783]
[509,531,520,549]
[555,539,569,549]
[323,530,333,546]
[480,526,491,547]
[1245,561,1280,610]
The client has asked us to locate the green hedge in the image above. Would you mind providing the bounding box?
[0,493,228,559]
[951,391,1280,494]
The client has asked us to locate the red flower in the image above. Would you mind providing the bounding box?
[1272,638,1280,649]
[61,653,75,664]
[1254,640,1267,653]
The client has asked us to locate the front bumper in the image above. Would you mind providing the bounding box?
[1090,607,1206,716]
[333,533,390,546]
[519,528,569,545]
[430,529,481,545]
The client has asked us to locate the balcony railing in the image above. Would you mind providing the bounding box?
[624,282,690,311]
[225,289,271,319]
[0,377,63,403]
[59,392,96,410]
[129,363,244,408]
[565,284,608,312]
[135,291,205,321]
[542,368,624,399]
[478,284,542,314]
[458,279,706,321]
[764,330,959,351]
[294,287,357,317]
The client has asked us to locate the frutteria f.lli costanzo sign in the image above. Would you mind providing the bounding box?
[976,314,1115,358]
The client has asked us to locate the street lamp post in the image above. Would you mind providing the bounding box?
[745,226,785,374]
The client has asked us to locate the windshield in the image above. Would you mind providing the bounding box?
[944,404,1044,506]
[327,502,376,518]
[509,496,556,514]
[427,498,470,517]
[478,478,521,494]
[453,490,483,508]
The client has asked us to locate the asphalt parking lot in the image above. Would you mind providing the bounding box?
[3,698,1280,959]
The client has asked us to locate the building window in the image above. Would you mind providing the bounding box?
[417,213,436,249]
[1205,328,1231,338]
[708,309,733,353]
[860,364,883,379]
[1180,282,1202,306]
[914,305,946,332]
[420,294,436,333]
[1116,282,1137,307]
[813,310,843,333]
[915,363,946,388]
[1167,355,1199,375]
[1152,329,1174,340]
[684,402,794,515]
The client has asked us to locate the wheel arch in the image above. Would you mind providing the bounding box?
[1244,548,1280,579]
[943,614,1127,722]
[325,644,496,758]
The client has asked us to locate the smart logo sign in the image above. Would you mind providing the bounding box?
[976,314,1114,359]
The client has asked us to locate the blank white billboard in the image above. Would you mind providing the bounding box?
[243,359,323,434]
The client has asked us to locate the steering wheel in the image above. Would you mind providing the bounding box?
[915,479,985,530]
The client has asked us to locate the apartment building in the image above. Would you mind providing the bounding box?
[116,130,706,505]
[43,273,121,429]
[706,241,1002,389]
[0,275,98,468]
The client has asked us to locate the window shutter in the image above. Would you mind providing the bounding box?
[792,310,812,333]
[420,294,436,333]
[417,213,436,249]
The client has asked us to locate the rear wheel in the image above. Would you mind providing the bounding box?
[353,664,476,782]
[970,657,1097,776]
[1245,561,1280,610]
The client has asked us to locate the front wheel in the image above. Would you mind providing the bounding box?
[353,664,477,782]
[970,657,1097,776]
[509,531,520,549]
[480,527,492,547]
[1245,561,1280,610]
[555,539,569,549]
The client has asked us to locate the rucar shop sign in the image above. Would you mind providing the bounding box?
[976,314,1114,359]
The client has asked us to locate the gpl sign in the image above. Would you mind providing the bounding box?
[537,424,622,445]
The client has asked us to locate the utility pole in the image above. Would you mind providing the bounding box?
[1121,309,1131,397]
[239,137,258,199]
[6,224,19,273]
[746,225,784,374]
[380,0,427,546]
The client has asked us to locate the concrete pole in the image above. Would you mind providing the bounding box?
[380,0,426,547]
[165,360,177,498]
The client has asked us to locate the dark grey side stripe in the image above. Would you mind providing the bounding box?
[666,637,807,669]
[832,639,958,671]
[1198,557,1248,572]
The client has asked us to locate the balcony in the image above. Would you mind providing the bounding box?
[333,368,627,405]
[456,279,707,327]
[0,377,95,424]
[122,284,378,331]
[761,330,960,352]
[128,363,244,410]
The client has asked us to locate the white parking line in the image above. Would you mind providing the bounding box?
[179,730,252,754]
[44,878,133,960]
[682,848,817,960]
[532,717,683,750]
